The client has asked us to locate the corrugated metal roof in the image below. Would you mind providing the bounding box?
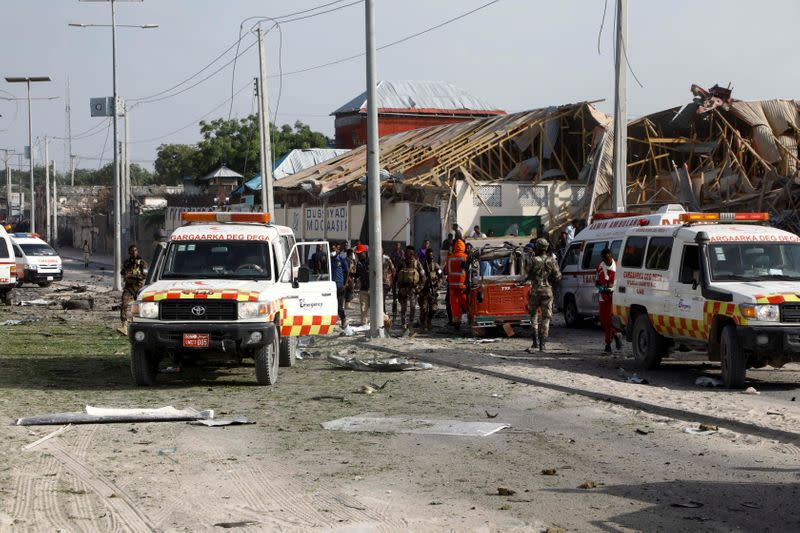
[199,165,243,181]
[332,80,504,116]
[236,148,350,193]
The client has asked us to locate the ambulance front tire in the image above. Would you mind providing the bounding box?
[720,325,746,389]
[279,335,297,367]
[632,314,664,370]
[131,345,158,386]
[255,330,280,385]
[563,296,582,328]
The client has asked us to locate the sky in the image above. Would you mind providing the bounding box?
[1,0,799,174]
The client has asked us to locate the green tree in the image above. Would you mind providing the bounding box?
[151,117,331,183]
[154,144,199,185]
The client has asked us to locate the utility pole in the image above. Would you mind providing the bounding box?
[44,137,51,241]
[70,155,76,187]
[1,149,13,218]
[612,0,628,213]
[17,154,23,216]
[65,77,73,185]
[52,159,58,244]
[365,0,384,338]
[256,25,275,215]
[123,102,131,231]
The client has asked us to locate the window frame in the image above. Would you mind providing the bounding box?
[621,236,648,269]
[645,236,674,271]
[581,241,609,270]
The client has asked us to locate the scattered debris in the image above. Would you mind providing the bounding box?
[699,423,719,432]
[499,504,512,511]
[671,501,704,509]
[541,468,558,476]
[545,527,566,533]
[327,354,433,372]
[160,367,181,374]
[490,393,503,399]
[16,405,213,426]
[18,299,54,306]
[157,447,177,455]
[0,320,23,326]
[61,298,94,311]
[684,426,717,435]
[54,285,88,293]
[358,384,377,395]
[428,501,443,506]
[635,428,653,435]
[311,395,349,402]
[496,487,516,496]
[321,415,509,436]
[502,323,515,337]
[626,375,649,385]
[578,481,597,489]
[740,502,761,509]
[743,387,760,395]
[22,424,72,451]
[695,376,724,387]
[213,521,260,529]
[485,411,499,419]
[299,350,322,359]
[468,338,499,344]
[189,417,255,427]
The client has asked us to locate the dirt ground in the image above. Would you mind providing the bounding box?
[1,257,800,531]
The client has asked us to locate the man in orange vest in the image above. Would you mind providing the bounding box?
[445,239,468,328]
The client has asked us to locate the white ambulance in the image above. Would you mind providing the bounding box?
[10,233,63,287]
[128,212,338,386]
[0,225,16,304]
[606,207,800,388]
[558,205,687,326]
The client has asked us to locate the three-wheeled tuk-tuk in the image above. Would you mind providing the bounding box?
[464,237,533,336]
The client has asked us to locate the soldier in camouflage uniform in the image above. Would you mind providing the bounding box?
[397,245,426,331]
[418,248,442,331]
[525,238,562,352]
[120,244,148,333]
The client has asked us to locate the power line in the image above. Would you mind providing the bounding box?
[129,81,253,145]
[274,0,503,79]
[97,120,112,170]
[132,0,358,105]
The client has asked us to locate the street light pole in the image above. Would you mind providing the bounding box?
[5,76,51,232]
[612,0,628,213]
[365,0,384,338]
[1,149,13,218]
[44,136,51,241]
[256,25,275,215]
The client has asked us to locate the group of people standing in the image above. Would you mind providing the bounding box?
[328,239,442,332]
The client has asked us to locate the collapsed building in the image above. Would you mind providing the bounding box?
[590,84,800,232]
[270,101,612,252]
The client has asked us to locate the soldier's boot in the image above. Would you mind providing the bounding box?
[539,336,546,352]
[117,321,129,336]
[529,331,538,352]
[425,315,432,331]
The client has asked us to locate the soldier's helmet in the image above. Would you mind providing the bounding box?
[535,238,549,249]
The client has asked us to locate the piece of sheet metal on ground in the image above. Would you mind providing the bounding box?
[322,415,509,436]
[327,354,433,371]
[16,405,213,426]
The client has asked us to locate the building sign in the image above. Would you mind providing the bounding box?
[305,206,348,235]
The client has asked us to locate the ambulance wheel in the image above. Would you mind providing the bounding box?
[632,314,663,370]
[563,296,582,328]
[720,324,746,389]
[255,330,280,385]
[279,336,297,367]
[131,346,158,386]
[0,290,11,306]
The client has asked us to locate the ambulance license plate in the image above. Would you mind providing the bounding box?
[183,333,209,348]
[47,276,53,281]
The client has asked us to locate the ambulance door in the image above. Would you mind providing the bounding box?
[276,241,338,336]
[669,243,705,341]
[577,240,608,315]
[558,241,583,311]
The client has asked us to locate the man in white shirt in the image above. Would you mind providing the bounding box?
[470,225,487,238]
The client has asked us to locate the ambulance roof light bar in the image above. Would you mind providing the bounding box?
[679,212,769,224]
[180,212,271,224]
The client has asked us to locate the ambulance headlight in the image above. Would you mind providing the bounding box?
[740,304,780,322]
[238,302,269,319]
[131,301,159,319]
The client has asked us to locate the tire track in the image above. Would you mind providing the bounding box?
[39,456,77,533]
[210,446,323,528]
[41,440,154,533]
[9,453,43,524]
[66,425,106,532]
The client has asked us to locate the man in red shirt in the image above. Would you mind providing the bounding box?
[596,248,622,353]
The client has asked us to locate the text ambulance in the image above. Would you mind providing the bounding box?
[607,206,800,387]
[128,212,337,386]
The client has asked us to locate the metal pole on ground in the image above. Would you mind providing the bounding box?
[365,0,384,338]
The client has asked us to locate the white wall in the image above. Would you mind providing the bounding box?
[453,180,585,235]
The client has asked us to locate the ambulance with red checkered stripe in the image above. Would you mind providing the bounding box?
[127,212,337,386]
[0,224,16,305]
[610,206,800,388]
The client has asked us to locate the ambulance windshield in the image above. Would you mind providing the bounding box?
[708,242,800,281]
[161,241,272,280]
